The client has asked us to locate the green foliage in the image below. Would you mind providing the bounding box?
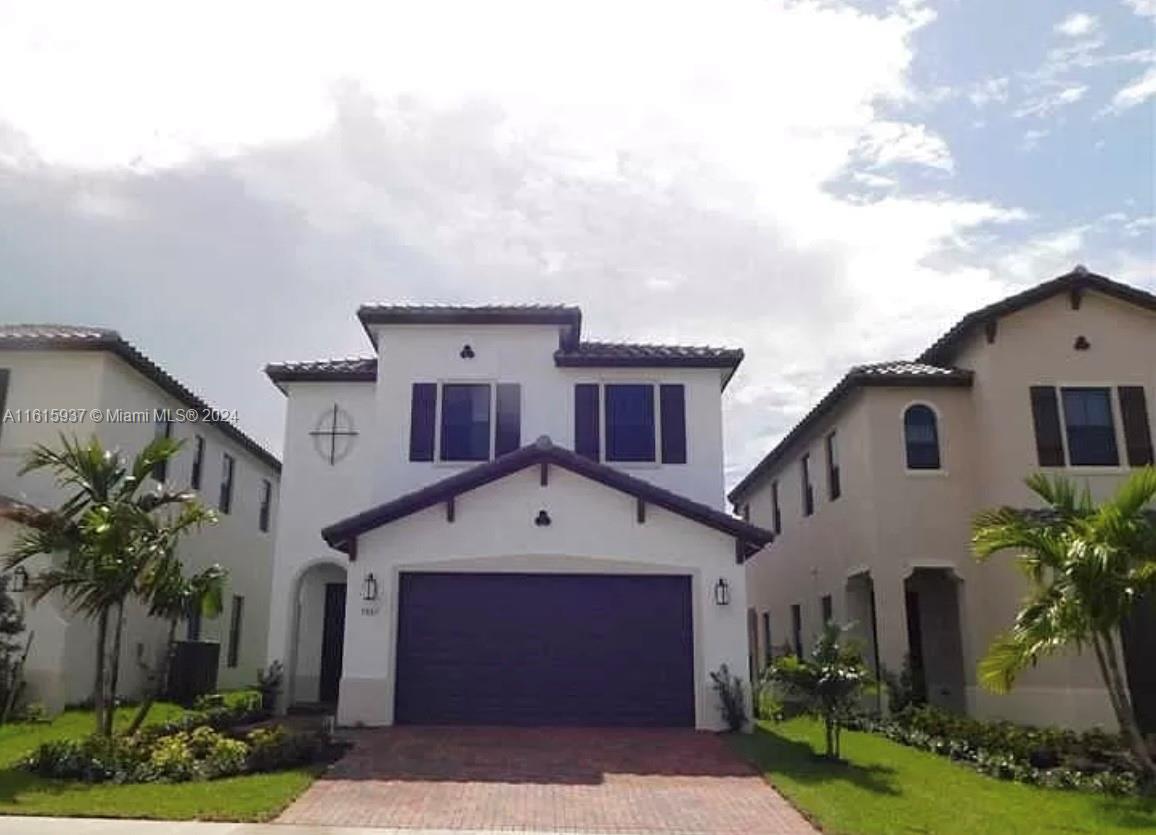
[2,435,218,737]
[733,717,1156,835]
[971,468,1156,781]
[709,664,746,731]
[766,622,871,759]
[880,653,925,714]
[246,725,326,772]
[848,705,1142,795]
[0,575,27,715]
[255,661,284,713]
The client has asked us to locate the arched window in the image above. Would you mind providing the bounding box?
[904,405,941,470]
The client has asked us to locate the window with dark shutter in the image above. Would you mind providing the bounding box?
[258,478,272,532]
[191,435,205,489]
[495,383,522,456]
[409,383,437,461]
[771,480,782,534]
[605,384,656,462]
[1061,387,1118,466]
[219,453,235,514]
[226,595,244,668]
[826,430,840,498]
[821,594,833,624]
[801,453,814,517]
[152,416,173,482]
[574,384,600,461]
[1119,386,1154,467]
[762,612,772,662]
[659,384,687,464]
[440,384,491,461]
[1029,386,1065,467]
[0,369,9,445]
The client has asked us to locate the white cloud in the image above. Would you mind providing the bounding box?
[5,0,1118,487]
[856,121,954,172]
[1021,128,1050,150]
[1123,0,1156,16]
[1054,13,1098,37]
[967,77,1009,108]
[1014,84,1088,118]
[1103,66,1156,114]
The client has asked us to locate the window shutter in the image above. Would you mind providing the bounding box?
[495,383,522,457]
[409,382,437,461]
[1029,386,1065,466]
[574,384,600,461]
[659,384,687,464]
[1119,386,1154,466]
[0,369,9,444]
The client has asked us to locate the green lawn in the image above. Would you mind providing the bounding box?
[732,718,1156,835]
[0,703,319,821]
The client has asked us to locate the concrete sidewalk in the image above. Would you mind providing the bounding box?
[0,819,635,835]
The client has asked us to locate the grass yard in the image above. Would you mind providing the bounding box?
[0,702,319,821]
[732,718,1156,835]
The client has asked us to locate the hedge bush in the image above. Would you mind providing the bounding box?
[23,721,329,784]
[848,706,1142,795]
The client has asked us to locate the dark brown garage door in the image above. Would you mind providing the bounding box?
[394,572,695,726]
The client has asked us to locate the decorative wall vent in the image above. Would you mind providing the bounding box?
[1074,335,1090,351]
[534,509,552,527]
[460,344,475,359]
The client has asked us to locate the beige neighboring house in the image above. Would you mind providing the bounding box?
[0,325,280,714]
[730,268,1156,731]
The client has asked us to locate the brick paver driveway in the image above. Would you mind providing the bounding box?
[278,726,815,834]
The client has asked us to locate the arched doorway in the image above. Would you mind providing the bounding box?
[289,561,348,709]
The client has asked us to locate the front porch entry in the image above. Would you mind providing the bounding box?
[289,561,347,710]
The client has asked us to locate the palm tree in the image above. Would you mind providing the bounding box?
[127,556,225,735]
[972,468,1156,782]
[2,434,212,735]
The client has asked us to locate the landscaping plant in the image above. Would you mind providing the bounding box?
[766,621,871,760]
[709,663,746,731]
[2,434,216,736]
[0,574,28,722]
[972,468,1156,783]
[256,660,284,714]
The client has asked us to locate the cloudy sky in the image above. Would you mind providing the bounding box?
[2,0,1153,486]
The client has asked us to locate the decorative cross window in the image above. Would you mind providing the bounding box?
[311,404,359,465]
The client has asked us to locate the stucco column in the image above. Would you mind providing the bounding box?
[871,570,909,712]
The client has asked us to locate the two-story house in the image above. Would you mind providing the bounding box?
[265,305,771,729]
[0,325,280,712]
[730,269,1155,731]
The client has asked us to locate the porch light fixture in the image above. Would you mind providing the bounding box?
[9,567,27,593]
[362,572,379,602]
[713,577,730,606]
[534,509,552,527]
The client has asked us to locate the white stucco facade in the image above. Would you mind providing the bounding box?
[0,334,280,713]
[265,306,763,730]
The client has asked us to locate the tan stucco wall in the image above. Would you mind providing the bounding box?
[742,287,1156,730]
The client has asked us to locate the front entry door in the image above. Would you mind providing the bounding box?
[319,582,346,704]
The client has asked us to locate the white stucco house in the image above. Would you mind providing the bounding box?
[265,305,772,730]
[0,325,281,713]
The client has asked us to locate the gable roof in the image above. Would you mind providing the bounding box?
[357,304,583,349]
[728,362,972,503]
[322,436,774,559]
[265,357,378,389]
[919,267,1156,366]
[556,341,744,388]
[729,267,1155,506]
[0,324,280,472]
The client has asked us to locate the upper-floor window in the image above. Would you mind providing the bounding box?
[219,452,235,514]
[825,431,840,500]
[258,478,273,532]
[0,369,9,445]
[771,480,782,534]
[441,383,492,461]
[605,384,655,462]
[152,415,173,481]
[1061,388,1117,466]
[1031,385,1153,468]
[191,435,205,490]
[800,453,814,517]
[573,383,687,465]
[904,404,941,470]
[409,382,521,463]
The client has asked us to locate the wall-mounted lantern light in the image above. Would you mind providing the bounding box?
[714,577,730,606]
[362,572,379,602]
[10,567,27,593]
[534,509,552,527]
